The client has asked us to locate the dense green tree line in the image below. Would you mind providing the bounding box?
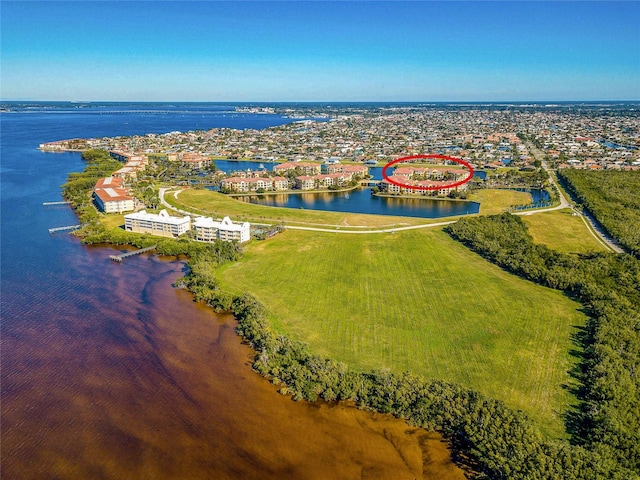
[62,149,123,205]
[218,290,633,479]
[446,213,640,475]
[557,169,640,257]
[61,149,124,231]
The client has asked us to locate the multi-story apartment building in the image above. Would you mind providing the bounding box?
[93,176,135,213]
[124,209,191,238]
[193,216,250,243]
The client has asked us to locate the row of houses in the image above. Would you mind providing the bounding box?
[167,152,213,169]
[272,161,322,175]
[380,177,468,196]
[124,210,251,243]
[272,161,369,177]
[221,164,370,192]
[379,165,470,196]
[295,172,352,190]
[392,166,468,180]
[221,176,289,192]
[378,166,467,196]
[109,151,150,180]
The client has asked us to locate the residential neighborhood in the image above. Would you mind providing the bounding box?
[54,104,637,244]
[40,105,639,174]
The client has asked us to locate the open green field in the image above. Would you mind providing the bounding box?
[467,189,532,215]
[218,227,586,438]
[521,208,610,254]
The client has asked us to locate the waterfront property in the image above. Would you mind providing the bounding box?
[109,150,150,180]
[109,150,148,164]
[180,152,212,169]
[322,164,369,176]
[380,177,466,196]
[295,175,319,190]
[93,177,135,213]
[294,168,364,190]
[193,215,250,243]
[124,209,191,238]
[221,176,289,192]
[381,166,469,196]
[273,161,322,175]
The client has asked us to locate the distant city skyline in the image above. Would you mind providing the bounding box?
[1,1,638,102]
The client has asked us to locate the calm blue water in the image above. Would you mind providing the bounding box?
[0,103,461,478]
[239,188,479,218]
[213,161,480,218]
[2,102,297,141]
[0,104,300,294]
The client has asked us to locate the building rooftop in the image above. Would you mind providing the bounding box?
[193,215,249,231]
[125,209,190,225]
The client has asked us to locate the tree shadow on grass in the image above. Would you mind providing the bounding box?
[562,323,593,446]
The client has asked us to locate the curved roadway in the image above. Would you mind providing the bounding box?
[525,142,624,253]
[160,183,625,251]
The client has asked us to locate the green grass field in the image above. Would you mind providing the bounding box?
[521,208,610,254]
[168,187,532,228]
[218,227,586,438]
[467,189,532,215]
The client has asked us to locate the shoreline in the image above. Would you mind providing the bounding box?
[225,185,359,197]
[372,191,475,203]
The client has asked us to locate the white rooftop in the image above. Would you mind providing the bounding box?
[125,209,190,225]
[193,216,249,232]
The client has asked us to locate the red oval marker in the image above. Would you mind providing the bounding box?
[381,154,474,191]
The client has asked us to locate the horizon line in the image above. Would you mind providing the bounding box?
[3,99,640,104]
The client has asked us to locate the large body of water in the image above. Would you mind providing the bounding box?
[1,103,464,479]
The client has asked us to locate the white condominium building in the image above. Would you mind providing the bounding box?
[124,209,191,238]
[193,216,250,243]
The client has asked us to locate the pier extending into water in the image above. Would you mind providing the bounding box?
[48,224,81,234]
[109,245,157,262]
[43,201,72,206]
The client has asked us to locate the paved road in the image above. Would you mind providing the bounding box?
[160,185,625,250]
[159,187,199,217]
[525,142,624,253]
[286,221,457,234]
[159,187,456,233]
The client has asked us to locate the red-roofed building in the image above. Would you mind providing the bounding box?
[95,176,125,189]
[93,180,135,213]
[181,152,211,169]
[273,162,321,175]
[295,176,315,190]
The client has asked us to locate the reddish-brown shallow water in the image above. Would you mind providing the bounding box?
[2,248,464,479]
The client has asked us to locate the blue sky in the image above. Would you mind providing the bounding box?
[1,1,638,101]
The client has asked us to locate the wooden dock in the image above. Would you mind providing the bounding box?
[109,245,157,263]
[43,201,72,206]
[48,224,81,234]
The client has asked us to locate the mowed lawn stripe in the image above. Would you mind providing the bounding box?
[218,228,585,438]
